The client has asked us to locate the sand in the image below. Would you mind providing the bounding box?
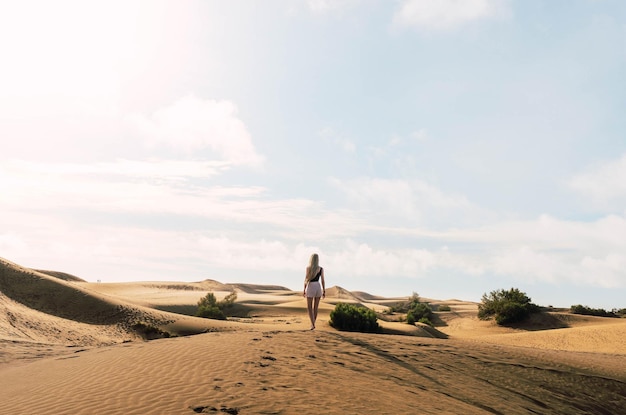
[1,257,625,414]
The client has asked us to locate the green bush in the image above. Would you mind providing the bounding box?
[438,305,451,312]
[385,291,436,326]
[404,293,433,326]
[570,304,619,318]
[389,292,420,313]
[196,291,237,320]
[407,302,433,325]
[220,291,237,308]
[418,317,433,326]
[478,288,540,325]
[495,301,528,325]
[329,303,380,333]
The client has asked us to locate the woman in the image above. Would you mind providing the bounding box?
[303,253,325,330]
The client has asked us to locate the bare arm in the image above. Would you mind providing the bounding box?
[303,266,309,296]
[321,268,326,298]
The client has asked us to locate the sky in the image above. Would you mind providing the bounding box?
[1,0,625,309]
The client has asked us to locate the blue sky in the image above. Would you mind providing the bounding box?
[1,0,625,309]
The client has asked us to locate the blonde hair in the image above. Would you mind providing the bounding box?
[305,253,320,282]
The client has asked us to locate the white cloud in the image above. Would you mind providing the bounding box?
[429,213,625,262]
[0,159,243,218]
[330,177,479,226]
[195,238,312,272]
[392,0,510,31]
[451,214,626,288]
[324,223,626,288]
[568,153,626,208]
[3,162,626,291]
[333,177,418,219]
[1,162,257,219]
[489,246,625,289]
[0,212,328,283]
[580,253,625,287]
[2,159,229,181]
[490,246,573,284]
[328,241,441,278]
[348,212,626,288]
[129,95,264,166]
[306,0,361,14]
[0,158,368,243]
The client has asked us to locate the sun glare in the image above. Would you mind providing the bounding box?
[0,1,188,114]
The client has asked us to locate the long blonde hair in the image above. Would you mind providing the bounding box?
[305,253,320,282]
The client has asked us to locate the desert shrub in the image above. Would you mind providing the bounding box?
[615,308,626,317]
[570,304,619,318]
[388,302,405,313]
[196,291,238,320]
[405,293,433,326]
[220,291,238,308]
[478,288,540,325]
[388,292,421,313]
[330,303,380,333]
[495,301,528,325]
[407,302,433,326]
[438,305,451,312]
[385,291,435,326]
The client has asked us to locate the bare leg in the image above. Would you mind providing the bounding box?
[306,297,315,329]
[312,297,321,327]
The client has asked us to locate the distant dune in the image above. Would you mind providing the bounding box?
[34,269,86,282]
[324,285,362,302]
[1,256,625,414]
[351,290,403,302]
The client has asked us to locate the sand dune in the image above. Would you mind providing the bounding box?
[1,256,625,414]
[2,329,625,414]
[34,269,86,282]
[0,258,243,347]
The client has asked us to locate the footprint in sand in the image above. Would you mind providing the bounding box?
[190,405,239,414]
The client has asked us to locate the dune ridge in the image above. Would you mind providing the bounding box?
[0,257,245,350]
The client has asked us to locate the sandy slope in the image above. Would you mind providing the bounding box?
[1,330,625,415]
[1,257,625,414]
